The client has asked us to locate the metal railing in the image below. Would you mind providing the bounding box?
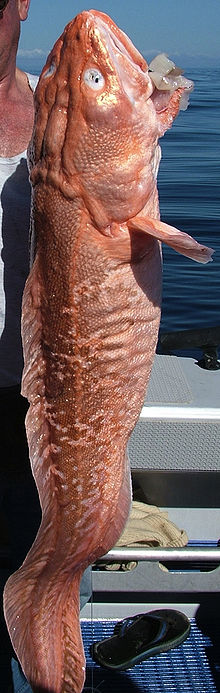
[100,546,220,563]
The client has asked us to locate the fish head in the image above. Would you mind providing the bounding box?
[29,10,193,229]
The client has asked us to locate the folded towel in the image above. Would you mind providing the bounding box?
[115,500,188,549]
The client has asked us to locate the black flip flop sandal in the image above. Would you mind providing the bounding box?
[90,609,191,670]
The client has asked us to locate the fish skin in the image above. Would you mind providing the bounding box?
[3,10,213,693]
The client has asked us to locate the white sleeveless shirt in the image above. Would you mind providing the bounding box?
[0,73,38,386]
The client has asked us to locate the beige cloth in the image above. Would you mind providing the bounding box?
[116,500,188,549]
[97,501,188,571]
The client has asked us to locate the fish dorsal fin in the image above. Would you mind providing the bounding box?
[128,215,213,264]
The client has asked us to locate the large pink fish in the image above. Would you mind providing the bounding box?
[4,10,213,693]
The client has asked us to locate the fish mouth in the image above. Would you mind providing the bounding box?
[75,11,193,111]
[83,9,148,73]
[75,9,153,102]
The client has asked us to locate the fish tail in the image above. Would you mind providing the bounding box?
[3,560,86,693]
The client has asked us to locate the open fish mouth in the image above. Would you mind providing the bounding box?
[80,12,193,109]
[83,9,148,73]
[148,53,194,112]
[67,9,153,103]
[83,13,193,111]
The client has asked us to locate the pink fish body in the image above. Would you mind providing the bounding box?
[4,10,213,693]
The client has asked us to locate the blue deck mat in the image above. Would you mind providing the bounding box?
[81,618,220,692]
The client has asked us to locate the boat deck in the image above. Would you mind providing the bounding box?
[81,617,220,692]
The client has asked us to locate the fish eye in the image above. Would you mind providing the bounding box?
[83,68,105,90]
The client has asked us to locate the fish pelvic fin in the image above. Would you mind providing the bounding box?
[128,215,214,264]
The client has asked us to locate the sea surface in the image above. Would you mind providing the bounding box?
[158,67,219,334]
[25,64,219,335]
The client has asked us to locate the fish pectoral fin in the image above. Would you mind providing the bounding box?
[128,215,214,264]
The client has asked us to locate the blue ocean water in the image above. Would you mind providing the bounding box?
[24,64,219,333]
[158,67,219,333]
